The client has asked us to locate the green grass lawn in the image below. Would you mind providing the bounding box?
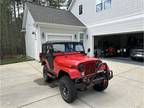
[0,55,34,65]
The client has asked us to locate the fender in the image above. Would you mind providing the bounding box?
[55,67,81,79]
[41,58,50,69]
[43,60,81,79]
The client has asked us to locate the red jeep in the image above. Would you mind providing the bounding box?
[40,41,113,103]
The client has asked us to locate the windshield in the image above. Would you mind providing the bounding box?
[52,42,85,53]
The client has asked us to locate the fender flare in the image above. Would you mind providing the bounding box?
[57,68,81,79]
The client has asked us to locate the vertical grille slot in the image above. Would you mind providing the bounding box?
[84,61,96,75]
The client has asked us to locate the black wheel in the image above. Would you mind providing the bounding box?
[43,65,52,82]
[93,79,108,91]
[59,76,77,103]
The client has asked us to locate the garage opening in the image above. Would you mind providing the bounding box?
[94,32,144,59]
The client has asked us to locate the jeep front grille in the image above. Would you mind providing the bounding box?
[84,61,96,75]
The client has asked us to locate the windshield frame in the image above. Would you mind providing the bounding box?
[51,42,85,53]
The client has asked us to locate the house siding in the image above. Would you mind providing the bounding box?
[70,0,144,54]
[39,25,86,53]
[25,10,38,59]
[70,0,143,26]
[25,11,86,60]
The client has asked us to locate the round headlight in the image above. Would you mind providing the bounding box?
[78,64,85,72]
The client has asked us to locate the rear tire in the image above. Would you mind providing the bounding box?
[43,65,52,82]
[93,79,108,91]
[59,76,77,103]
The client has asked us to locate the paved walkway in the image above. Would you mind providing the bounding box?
[0,60,144,108]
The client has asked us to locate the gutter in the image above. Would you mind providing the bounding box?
[35,22,87,30]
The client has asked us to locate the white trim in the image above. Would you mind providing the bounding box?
[35,22,86,30]
[78,32,86,47]
[46,33,74,41]
[68,0,76,11]
[22,4,36,29]
[78,32,85,41]
[88,13,144,28]
[46,33,74,36]
[22,5,28,29]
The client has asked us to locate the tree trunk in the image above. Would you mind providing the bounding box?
[13,0,16,19]
[17,2,20,17]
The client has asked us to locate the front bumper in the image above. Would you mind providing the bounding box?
[81,70,113,80]
[75,70,113,89]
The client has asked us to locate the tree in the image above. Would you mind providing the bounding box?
[32,0,67,8]
[0,0,71,59]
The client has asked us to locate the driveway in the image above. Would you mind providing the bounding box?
[0,60,144,108]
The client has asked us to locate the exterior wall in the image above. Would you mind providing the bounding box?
[25,10,39,59]
[70,0,144,27]
[70,0,144,55]
[37,24,86,58]
[25,11,86,60]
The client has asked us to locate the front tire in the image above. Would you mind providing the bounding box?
[93,79,108,91]
[43,65,52,82]
[59,76,77,103]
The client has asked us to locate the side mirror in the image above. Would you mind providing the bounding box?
[87,48,90,53]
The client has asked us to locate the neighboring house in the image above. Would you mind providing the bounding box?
[69,0,144,56]
[22,3,86,60]
[23,0,144,60]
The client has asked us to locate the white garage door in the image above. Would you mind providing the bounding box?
[47,35,72,41]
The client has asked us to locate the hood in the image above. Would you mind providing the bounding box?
[54,53,96,67]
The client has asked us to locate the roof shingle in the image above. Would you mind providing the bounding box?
[26,3,85,27]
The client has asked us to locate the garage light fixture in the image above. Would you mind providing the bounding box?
[86,34,88,39]
[74,34,77,39]
[32,31,35,35]
[41,32,45,39]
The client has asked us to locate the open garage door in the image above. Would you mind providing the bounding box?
[94,32,144,59]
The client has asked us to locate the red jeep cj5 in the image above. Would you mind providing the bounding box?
[40,41,113,103]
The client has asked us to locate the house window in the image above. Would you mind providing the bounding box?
[104,0,111,10]
[80,33,84,43]
[79,4,83,15]
[96,0,112,12]
[96,0,103,12]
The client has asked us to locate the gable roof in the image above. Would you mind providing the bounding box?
[68,0,76,10]
[25,2,85,27]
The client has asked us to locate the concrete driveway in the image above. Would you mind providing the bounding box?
[0,60,144,108]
